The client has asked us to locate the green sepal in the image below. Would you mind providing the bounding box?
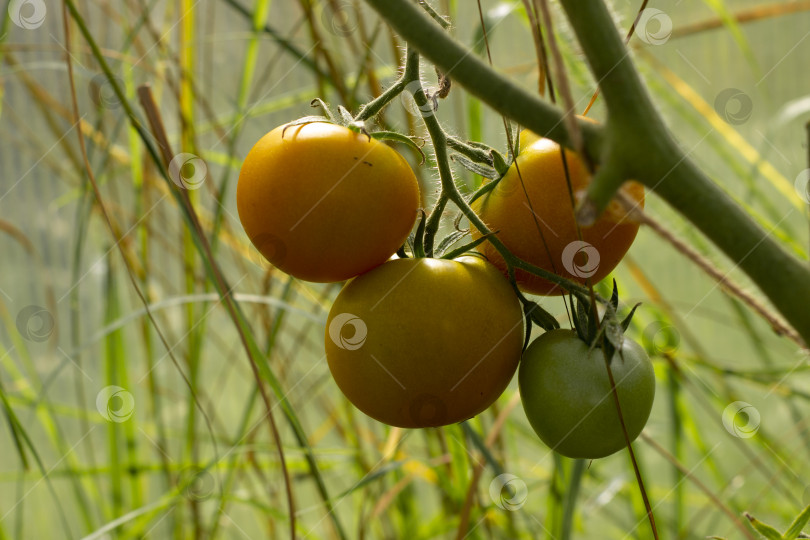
[602,302,623,360]
[406,235,415,258]
[435,230,468,257]
[337,104,354,124]
[490,149,510,176]
[524,301,560,332]
[309,98,337,123]
[609,279,619,312]
[571,292,591,344]
[441,233,493,260]
[620,303,642,332]
[370,131,427,163]
[451,154,499,180]
[468,178,498,205]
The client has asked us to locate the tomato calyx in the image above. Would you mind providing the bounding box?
[280,99,427,162]
[400,212,496,260]
[569,280,641,359]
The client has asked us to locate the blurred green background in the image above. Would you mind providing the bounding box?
[1,0,809,538]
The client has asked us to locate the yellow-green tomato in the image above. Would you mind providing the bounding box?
[519,329,655,459]
[237,122,420,283]
[325,256,524,428]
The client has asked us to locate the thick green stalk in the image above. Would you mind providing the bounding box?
[557,0,810,344]
[364,0,810,345]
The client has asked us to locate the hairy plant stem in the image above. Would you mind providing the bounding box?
[352,47,592,295]
[400,50,594,297]
[364,0,810,345]
[446,136,495,166]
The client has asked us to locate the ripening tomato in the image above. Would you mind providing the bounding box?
[472,121,643,295]
[237,122,420,282]
[324,256,524,428]
[519,329,655,459]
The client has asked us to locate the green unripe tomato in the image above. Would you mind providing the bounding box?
[518,329,655,459]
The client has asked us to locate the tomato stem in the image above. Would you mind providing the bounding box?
[424,194,448,257]
[402,48,598,297]
[354,42,423,122]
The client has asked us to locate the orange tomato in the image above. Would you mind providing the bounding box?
[472,124,643,295]
[237,122,420,282]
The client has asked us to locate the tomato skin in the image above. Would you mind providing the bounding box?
[518,329,655,459]
[237,122,420,283]
[518,128,540,151]
[325,256,524,428]
[472,127,643,296]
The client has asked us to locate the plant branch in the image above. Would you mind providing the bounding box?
[396,47,595,295]
[364,0,810,345]
[363,0,605,159]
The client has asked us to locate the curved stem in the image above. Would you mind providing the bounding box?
[408,59,589,294]
[363,0,605,159]
[446,136,495,166]
[355,42,423,122]
[401,47,595,296]
[354,78,406,122]
[424,194,448,257]
[364,0,810,345]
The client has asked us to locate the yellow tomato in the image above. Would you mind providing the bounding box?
[325,256,524,428]
[237,122,420,282]
[472,125,643,296]
[518,128,540,151]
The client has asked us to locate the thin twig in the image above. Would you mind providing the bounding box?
[641,433,757,540]
[670,0,810,39]
[536,0,582,160]
[60,2,226,533]
[519,0,546,97]
[618,192,805,347]
[535,1,659,535]
[136,85,297,540]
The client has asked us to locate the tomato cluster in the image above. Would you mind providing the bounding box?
[237,116,654,458]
